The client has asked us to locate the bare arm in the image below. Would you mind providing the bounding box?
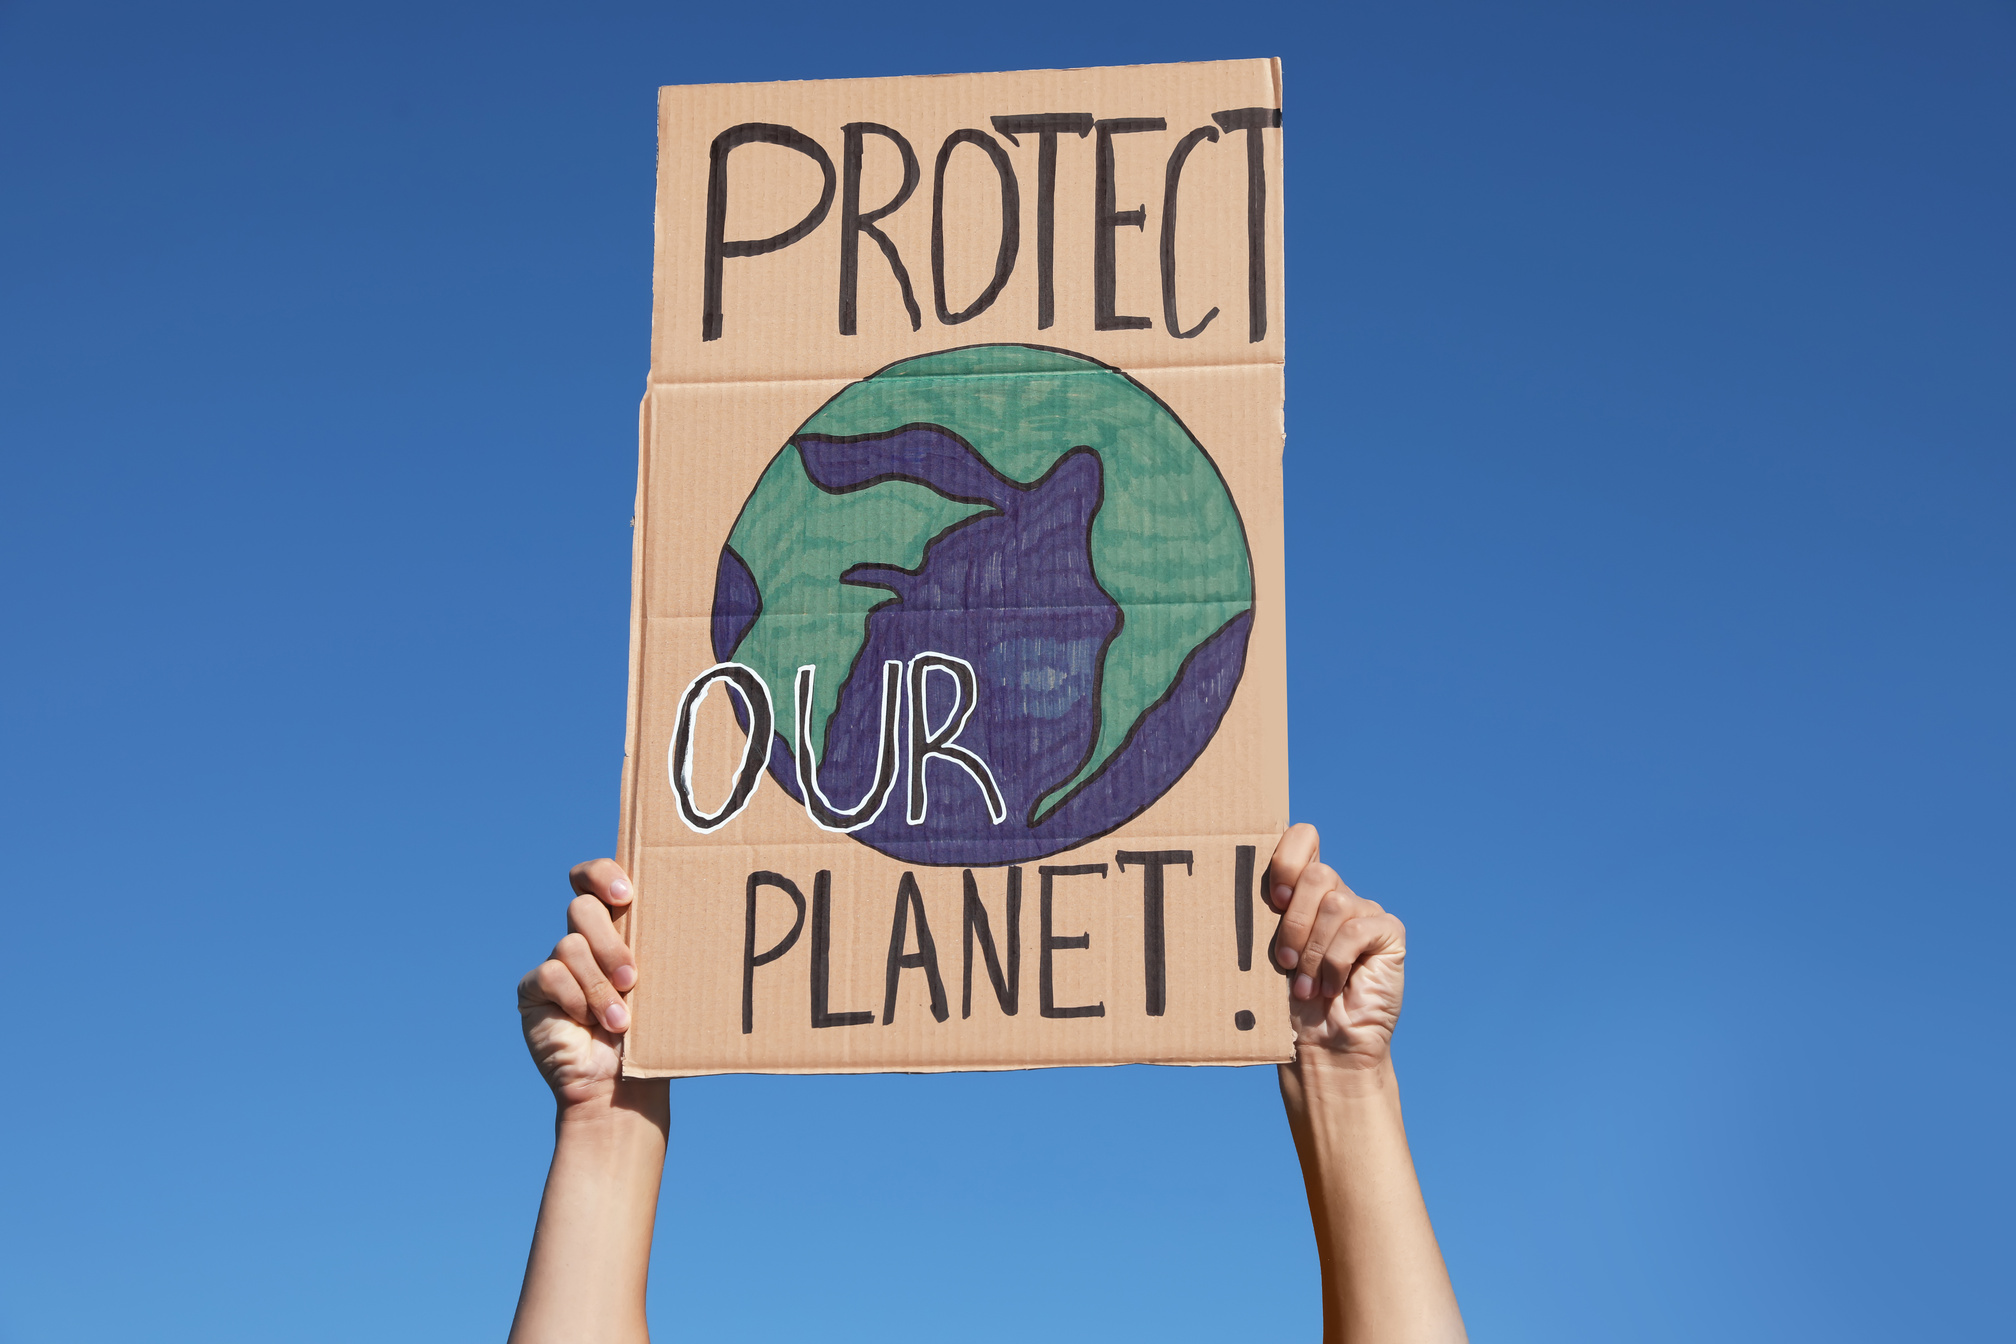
[509,859,666,1344]
[1267,824,1467,1344]
[506,840,1460,1341]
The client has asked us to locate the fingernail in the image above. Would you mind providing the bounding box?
[1272,884,1293,910]
[603,1001,629,1031]
[1277,943,1298,969]
[612,964,637,991]
[1293,973,1314,1000]
[610,878,632,903]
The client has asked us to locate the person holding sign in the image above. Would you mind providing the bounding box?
[509,823,1467,1342]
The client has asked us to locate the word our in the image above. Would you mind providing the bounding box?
[670,655,1003,836]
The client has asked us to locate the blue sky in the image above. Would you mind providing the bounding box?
[1,2,2010,1340]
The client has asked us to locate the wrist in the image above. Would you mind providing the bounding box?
[1285,1050,1397,1106]
[555,1078,670,1139]
[1278,1051,1410,1184]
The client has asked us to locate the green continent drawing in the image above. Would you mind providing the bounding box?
[710,343,1255,865]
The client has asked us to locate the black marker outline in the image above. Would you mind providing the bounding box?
[742,871,807,1034]
[839,122,922,335]
[882,870,949,1024]
[794,660,903,832]
[714,543,764,662]
[703,123,836,342]
[1116,849,1193,1017]
[1091,118,1166,332]
[1038,862,1107,1019]
[668,661,774,833]
[709,344,1258,867]
[931,129,1020,326]
[793,433,1119,806]
[811,870,874,1028]
[906,652,1007,827]
[1160,125,1222,340]
[1209,107,1283,344]
[1030,606,1252,830]
[990,113,1094,329]
[1233,844,1257,973]
[961,865,1021,1018]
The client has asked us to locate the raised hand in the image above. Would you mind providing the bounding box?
[517,858,641,1112]
[1265,823,1408,1070]
[509,858,666,1344]
[1262,823,1464,1342]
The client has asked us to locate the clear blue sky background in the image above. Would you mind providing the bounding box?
[2,2,2010,1340]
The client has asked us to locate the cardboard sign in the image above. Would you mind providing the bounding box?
[618,59,1288,1076]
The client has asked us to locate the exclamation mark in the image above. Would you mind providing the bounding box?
[1233,844,1256,1030]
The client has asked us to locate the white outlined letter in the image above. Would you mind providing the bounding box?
[669,662,775,834]
[906,652,1006,826]
[795,661,904,832]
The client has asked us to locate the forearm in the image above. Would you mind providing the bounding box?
[1280,1056,1465,1344]
[509,1081,670,1344]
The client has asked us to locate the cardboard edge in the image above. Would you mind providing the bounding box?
[614,390,654,1075]
[622,1051,1296,1080]
[650,56,1278,100]
[617,99,673,1076]
[621,61,1291,1080]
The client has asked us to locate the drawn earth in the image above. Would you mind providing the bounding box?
[710,343,1253,865]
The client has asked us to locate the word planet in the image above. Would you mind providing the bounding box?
[709,344,1253,865]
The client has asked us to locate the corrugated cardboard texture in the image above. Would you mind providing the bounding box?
[621,60,1288,1076]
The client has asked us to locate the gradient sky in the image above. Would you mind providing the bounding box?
[2,3,2011,1340]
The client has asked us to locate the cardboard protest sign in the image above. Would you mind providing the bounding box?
[617,59,1288,1076]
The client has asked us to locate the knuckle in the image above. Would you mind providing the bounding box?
[565,945,611,992]
[1317,890,1347,917]
[1348,914,1386,944]
[555,932,588,959]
